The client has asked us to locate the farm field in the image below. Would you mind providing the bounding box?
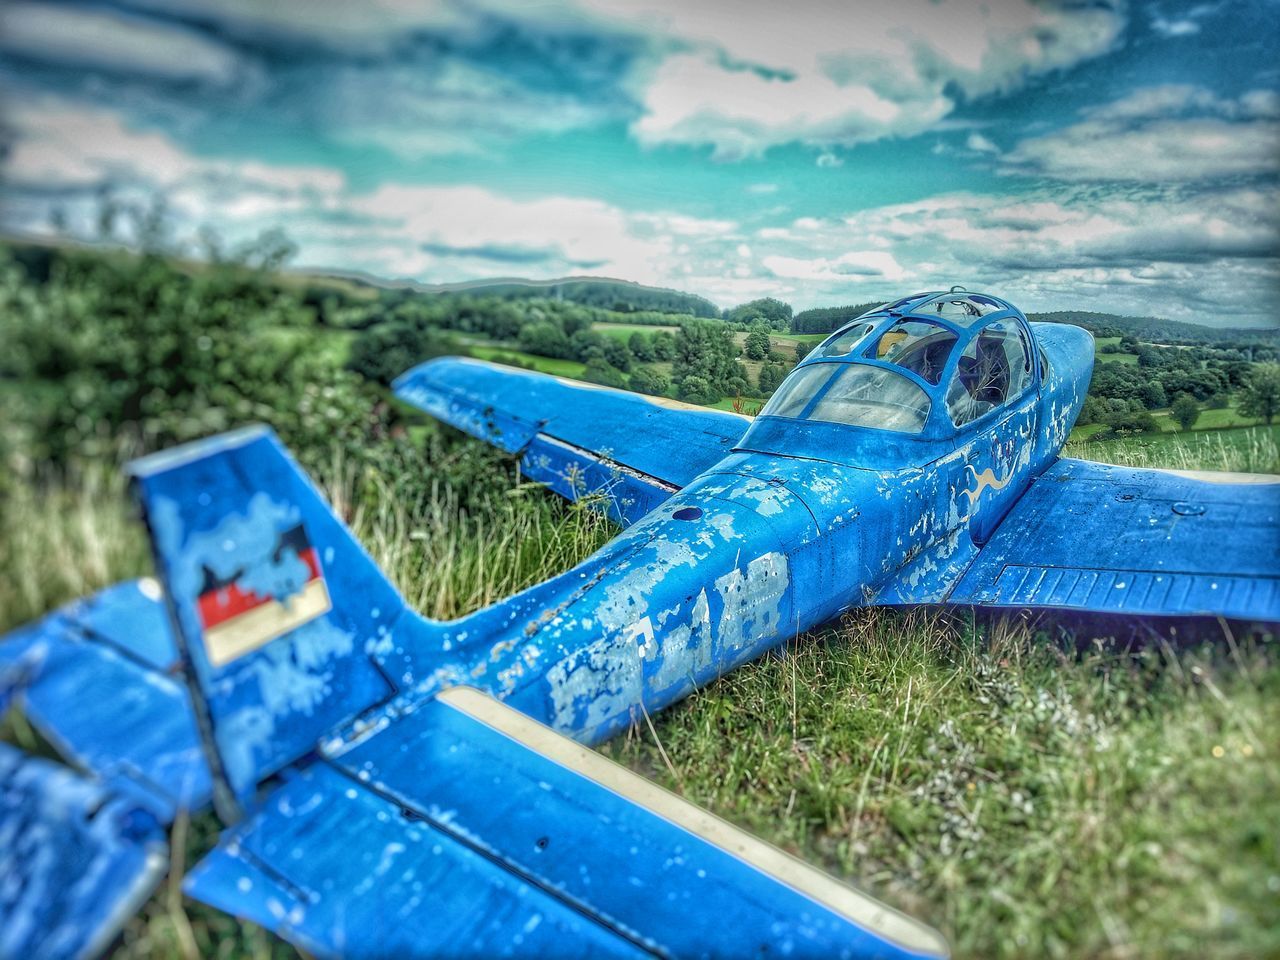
[1093,335,1140,363]
[591,321,680,337]
[469,344,587,378]
[1068,424,1280,473]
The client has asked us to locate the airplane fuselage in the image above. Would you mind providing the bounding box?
[382,321,1092,744]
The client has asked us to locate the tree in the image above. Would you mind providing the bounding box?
[569,328,607,362]
[651,331,676,361]
[1139,380,1167,410]
[1170,393,1200,431]
[348,322,458,386]
[583,357,627,388]
[727,297,792,330]
[518,321,573,359]
[794,341,813,362]
[1099,411,1159,438]
[628,332,656,362]
[744,323,771,360]
[677,374,716,405]
[628,366,669,396]
[672,319,746,403]
[757,362,786,394]
[1239,362,1280,424]
[602,337,633,371]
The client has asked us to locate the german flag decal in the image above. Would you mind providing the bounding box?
[196,523,332,667]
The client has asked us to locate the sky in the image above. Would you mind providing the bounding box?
[1,0,1278,326]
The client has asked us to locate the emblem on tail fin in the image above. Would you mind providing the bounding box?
[195,519,332,667]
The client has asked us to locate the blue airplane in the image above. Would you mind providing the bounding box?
[2,289,1277,959]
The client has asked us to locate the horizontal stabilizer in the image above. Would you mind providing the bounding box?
[187,686,947,959]
[0,743,168,960]
[395,358,751,524]
[947,459,1280,622]
[0,580,210,821]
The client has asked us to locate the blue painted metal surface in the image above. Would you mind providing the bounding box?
[188,687,943,959]
[394,357,750,524]
[5,289,1278,957]
[948,458,1280,619]
[185,761,646,960]
[0,583,210,822]
[130,426,401,815]
[0,743,167,960]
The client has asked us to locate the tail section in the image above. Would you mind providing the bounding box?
[129,426,404,817]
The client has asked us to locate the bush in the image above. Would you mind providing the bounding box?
[628,366,670,397]
[348,322,459,385]
[1170,393,1200,431]
[677,375,717,405]
[583,358,627,388]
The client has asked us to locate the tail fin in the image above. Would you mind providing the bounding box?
[129,426,402,818]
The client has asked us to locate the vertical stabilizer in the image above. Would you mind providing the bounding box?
[129,426,401,817]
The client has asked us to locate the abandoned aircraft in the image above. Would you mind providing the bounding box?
[2,288,1277,959]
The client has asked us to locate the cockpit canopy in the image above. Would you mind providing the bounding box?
[759,289,1035,437]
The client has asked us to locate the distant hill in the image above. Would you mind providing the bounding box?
[327,271,721,318]
[1026,311,1278,349]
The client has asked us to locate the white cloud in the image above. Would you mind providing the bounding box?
[764,251,906,282]
[0,2,244,84]
[1151,17,1199,36]
[744,187,1280,322]
[115,0,474,51]
[1006,86,1280,182]
[2,96,346,230]
[747,183,779,195]
[1149,3,1221,38]
[578,0,1125,156]
[966,132,1000,154]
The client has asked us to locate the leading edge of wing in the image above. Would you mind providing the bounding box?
[394,357,750,520]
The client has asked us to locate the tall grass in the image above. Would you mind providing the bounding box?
[316,447,615,620]
[0,460,149,630]
[1066,425,1280,474]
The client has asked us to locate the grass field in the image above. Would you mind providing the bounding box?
[591,322,681,338]
[1073,404,1267,442]
[1068,424,1280,473]
[2,418,1276,959]
[469,344,587,378]
[1093,336,1139,364]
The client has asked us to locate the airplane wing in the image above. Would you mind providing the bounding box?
[0,743,169,960]
[394,358,751,525]
[944,458,1280,622]
[187,685,947,959]
[0,580,210,821]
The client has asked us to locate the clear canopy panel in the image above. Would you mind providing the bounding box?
[872,319,957,385]
[761,363,931,434]
[815,321,878,359]
[945,320,1033,426]
[911,293,1007,327]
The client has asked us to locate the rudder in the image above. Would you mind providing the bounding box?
[129,426,404,817]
